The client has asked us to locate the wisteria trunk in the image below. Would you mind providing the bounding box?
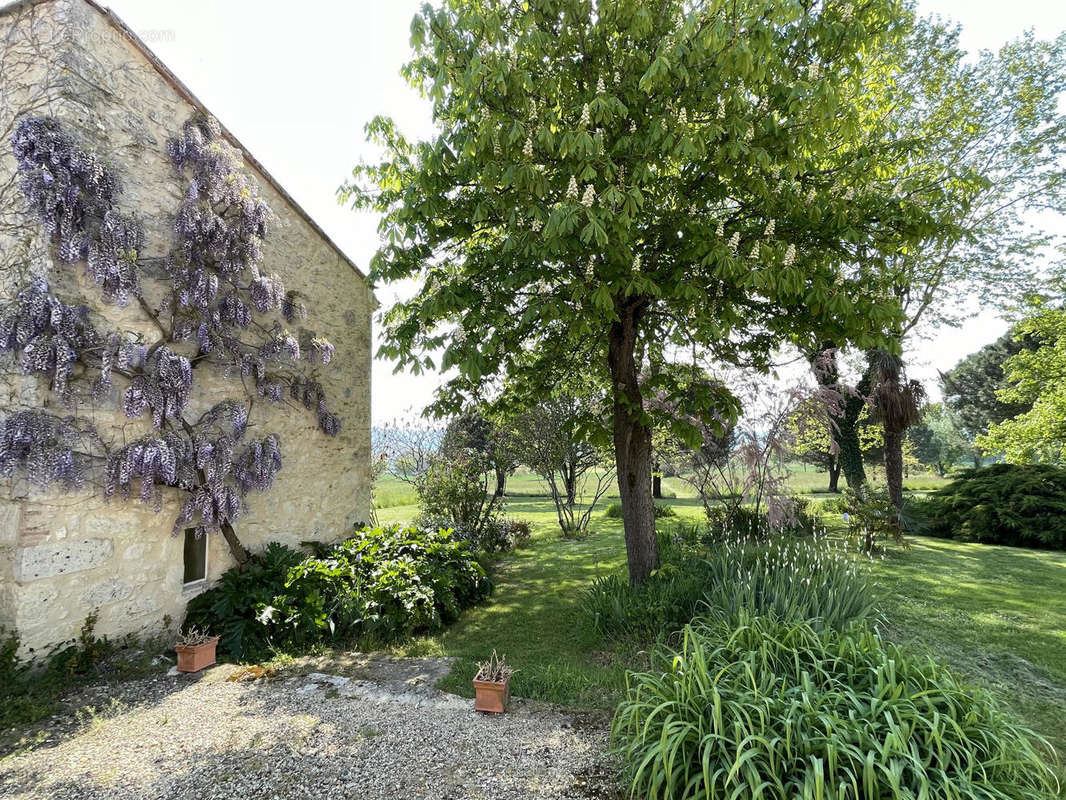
[608,300,658,585]
[220,521,251,567]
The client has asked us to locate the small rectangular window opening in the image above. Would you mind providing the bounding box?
[183,528,207,586]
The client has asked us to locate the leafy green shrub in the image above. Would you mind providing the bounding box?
[416,447,502,549]
[613,613,1059,800]
[603,501,623,518]
[702,500,822,543]
[584,531,874,640]
[653,502,676,518]
[837,485,926,550]
[184,541,302,659]
[922,463,1066,549]
[184,525,492,660]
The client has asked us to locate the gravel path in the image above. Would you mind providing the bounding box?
[0,662,617,800]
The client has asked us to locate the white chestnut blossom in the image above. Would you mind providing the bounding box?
[749,242,759,260]
[581,184,596,207]
[717,97,726,118]
[596,76,605,94]
[678,107,688,125]
[523,137,534,158]
[844,187,855,200]
[629,120,637,133]
[566,176,579,200]
[841,3,854,22]
[632,254,642,272]
[783,243,796,266]
[764,219,775,237]
[744,122,754,141]
[531,217,543,232]
[728,231,740,255]
[613,70,620,84]
[808,63,821,81]
[716,221,725,237]
[586,258,595,278]
[580,103,591,127]
[807,187,817,204]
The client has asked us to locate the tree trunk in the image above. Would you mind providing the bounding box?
[220,520,250,567]
[494,465,506,497]
[828,459,841,493]
[936,460,945,478]
[608,300,658,584]
[884,428,904,508]
[652,462,662,499]
[564,462,577,505]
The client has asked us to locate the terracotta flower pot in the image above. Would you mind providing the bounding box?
[473,676,510,713]
[175,636,220,673]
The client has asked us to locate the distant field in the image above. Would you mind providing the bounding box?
[373,462,953,510]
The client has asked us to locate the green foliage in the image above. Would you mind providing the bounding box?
[612,613,1060,800]
[347,0,924,412]
[906,403,971,475]
[653,502,676,518]
[584,528,874,641]
[605,501,674,520]
[942,329,1039,449]
[184,525,492,660]
[0,614,137,738]
[921,463,1066,550]
[415,446,504,550]
[980,306,1066,463]
[839,485,924,549]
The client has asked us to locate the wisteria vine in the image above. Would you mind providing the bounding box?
[0,115,342,562]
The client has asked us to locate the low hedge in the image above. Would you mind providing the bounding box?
[921,463,1066,549]
[184,524,492,660]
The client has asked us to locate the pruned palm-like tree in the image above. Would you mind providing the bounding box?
[869,351,926,509]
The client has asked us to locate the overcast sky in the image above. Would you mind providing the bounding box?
[99,0,1066,424]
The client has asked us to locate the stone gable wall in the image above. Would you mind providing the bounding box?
[0,0,373,657]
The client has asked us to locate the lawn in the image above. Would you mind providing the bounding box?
[373,464,952,511]
[379,499,706,707]
[379,487,1066,758]
[872,537,1066,753]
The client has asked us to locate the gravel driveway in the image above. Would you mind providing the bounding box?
[0,659,616,800]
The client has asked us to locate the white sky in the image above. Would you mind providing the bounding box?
[98,0,1066,424]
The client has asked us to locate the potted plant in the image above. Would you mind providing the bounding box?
[174,627,220,673]
[472,650,513,713]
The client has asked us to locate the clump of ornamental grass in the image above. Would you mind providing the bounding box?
[613,612,1060,800]
[584,528,876,640]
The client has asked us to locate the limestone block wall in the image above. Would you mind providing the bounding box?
[0,0,373,657]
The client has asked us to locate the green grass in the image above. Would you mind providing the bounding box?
[871,537,1066,754]
[380,497,705,707]
[380,487,1065,759]
[374,463,952,509]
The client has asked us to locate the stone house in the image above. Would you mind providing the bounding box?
[0,0,373,656]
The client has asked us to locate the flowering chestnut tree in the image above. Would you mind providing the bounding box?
[0,115,339,565]
[345,0,945,582]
